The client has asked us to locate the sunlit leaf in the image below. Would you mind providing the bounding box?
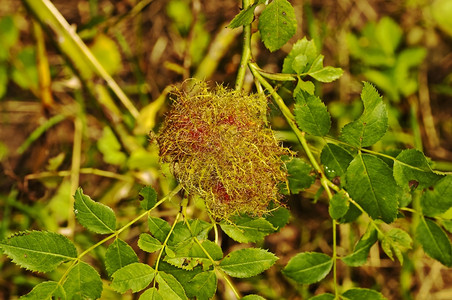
[282,252,333,284]
[148,216,171,243]
[381,228,412,264]
[309,66,343,83]
[20,281,66,300]
[219,248,278,278]
[105,238,139,276]
[74,188,116,234]
[155,272,188,300]
[62,262,102,299]
[138,233,163,253]
[0,231,77,273]
[329,190,349,220]
[282,38,318,74]
[186,271,217,300]
[111,263,155,293]
[139,287,163,300]
[220,215,276,243]
[321,143,353,180]
[421,176,452,217]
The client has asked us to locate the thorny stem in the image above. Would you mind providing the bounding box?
[235,0,252,90]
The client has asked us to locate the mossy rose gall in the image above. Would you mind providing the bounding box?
[156,83,290,219]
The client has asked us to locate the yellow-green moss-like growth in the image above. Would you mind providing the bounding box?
[156,83,289,219]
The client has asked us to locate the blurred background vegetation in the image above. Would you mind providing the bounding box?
[1,0,452,299]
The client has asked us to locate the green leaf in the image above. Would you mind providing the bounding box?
[188,219,213,240]
[421,175,452,217]
[0,64,7,99]
[20,281,66,300]
[393,149,443,190]
[140,186,158,210]
[342,226,378,267]
[219,248,278,278]
[320,143,353,180]
[155,272,188,300]
[258,0,297,52]
[186,271,217,300]
[242,295,266,300]
[380,228,412,264]
[338,202,362,224]
[74,187,116,234]
[111,263,155,293]
[0,231,77,272]
[158,262,203,295]
[342,288,387,300]
[62,262,102,300]
[105,238,139,277]
[282,38,318,74]
[292,54,308,74]
[220,215,276,243]
[139,288,163,300]
[416,218,452,267]
[265,206,290,230]
[90,34,122,75]
[294,90,331,136]
[345,154,400,223]
[309,66,343,83]
[11,47,39,90]
[285,157,315,193]
[138,233,163,253]
[329,190,349,220]
[309,294,335,300]
[294,78,315,95]
[282,252,333,284]
[148,216,171,242]
[340,82,388,148]
[228,4,257,28]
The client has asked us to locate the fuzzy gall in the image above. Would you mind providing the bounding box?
[156,83,290,219]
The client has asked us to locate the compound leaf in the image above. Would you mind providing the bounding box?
[342,288,387,300]
[282,252,333,284]
[340,82,388,148]
[74,188,116,234]
[421,175,452,217]
[219,248,278,278]
[342,226,378,267]
[155,272,188,300]
[105,238,139,277]
[416,218,452,267]
[20,281,66,300]
[345,154,400,223]
[62,262,102,300]
[228,4,257,28]
[258,0,297,52]
[138,233,163,253]
[294,90,331,136]
[139,186,158,211]
[393,149,443,190]
[220,215,276,243]
[111,263,155,293]
[0,231,77,273]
